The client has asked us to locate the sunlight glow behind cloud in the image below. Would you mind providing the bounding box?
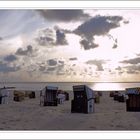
[0,9,140,82]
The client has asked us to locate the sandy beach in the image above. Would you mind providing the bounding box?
[0,91,140,130]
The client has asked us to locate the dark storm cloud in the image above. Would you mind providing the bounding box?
[74,15,123,50]
[16,45,33,56]
[37,10,90,22]
[0,62,20,73]
[120,57,140,64]
[69,57,78,61]
[4,54,17,62]
[86,60,105,71]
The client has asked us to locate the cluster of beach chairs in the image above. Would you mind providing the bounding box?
[0,86,69,106]
[13,90,36,102]
[0,84,103,114]
[0,87,36,104]
[109,87,140,112]
[1,85,140,113]
[40,86,69,106]
[109,91,127,102]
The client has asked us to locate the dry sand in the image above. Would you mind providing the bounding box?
[0,91,140,130]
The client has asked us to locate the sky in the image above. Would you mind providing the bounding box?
[0,9,140,82]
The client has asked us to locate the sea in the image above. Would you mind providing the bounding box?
[1,82,140,92]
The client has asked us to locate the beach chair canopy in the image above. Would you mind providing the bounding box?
[126,87,140,95]
[46,86,58,90]
[73,85,94,100]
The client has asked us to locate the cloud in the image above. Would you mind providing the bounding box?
[36,28,68,46]
[16,45,33,56]
[127,69,139,74]
[58,60,64,64]
[74,15,123,50]
[47,67,56,71]
[37,58,66,76]
[115,66,125,75]
[115,66,122,71]
[39,65,46,71]
[120,57,140,64]
[47,59,57,66]
[124,65,140,74]
[115,64,140,75]
[15,45,39,58]
[112,43,118,49]
[107,34,118,49]
[0,62,20,73]
[56,29,68,45]
[26,58,66,76]
[4,54,17,62]
[123,20,129,24]
[37,10,90,22]
[86,60,105,71]
[80,39,98,50]
[75,15,123,37]
[35,28,55,46]
[69,57,78,61]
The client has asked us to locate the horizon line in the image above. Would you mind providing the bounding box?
[0,81,140,83]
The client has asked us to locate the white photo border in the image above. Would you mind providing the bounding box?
[0,1,140,139]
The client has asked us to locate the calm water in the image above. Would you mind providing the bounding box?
[1,82,140,91]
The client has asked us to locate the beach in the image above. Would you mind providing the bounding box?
[0,90,140,130]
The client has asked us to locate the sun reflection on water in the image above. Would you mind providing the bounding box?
[92,83,124,91]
